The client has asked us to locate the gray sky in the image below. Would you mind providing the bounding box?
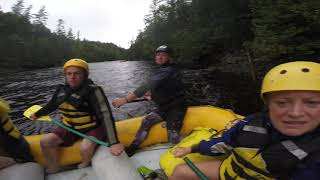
[1,0,151,49]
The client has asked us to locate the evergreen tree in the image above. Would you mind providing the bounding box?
[66,28,75,40]
[129,0,251,66]
[12,0,24,16]
[55,19,66,36]
[0,10,127,70]
[249,0,320,63]
[76,30,80,40]
[23,5,32,21]
[33,6,48,25]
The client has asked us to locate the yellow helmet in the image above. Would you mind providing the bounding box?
[63,59,89,73]
[0,98,11,112]
[261,61,320,100]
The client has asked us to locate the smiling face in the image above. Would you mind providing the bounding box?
[267,90,320,136]
[65,66,86,88]
[155,52,171,65]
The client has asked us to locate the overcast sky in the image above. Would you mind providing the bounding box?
[1,0,151,49]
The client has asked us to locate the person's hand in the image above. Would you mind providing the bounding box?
[112,98,127,108]
[172,147,192,158]
[144,91,152,101]
[30,113,38,120]
[144,95,152,101]
[109,143,125,156]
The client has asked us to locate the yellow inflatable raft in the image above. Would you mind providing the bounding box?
[25,106,243,167]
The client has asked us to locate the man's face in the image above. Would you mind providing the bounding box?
[267,90,320,136]
[155,52,170,65]
[65,66,86,88]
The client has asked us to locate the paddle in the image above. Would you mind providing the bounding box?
[183,157,209,180]
[24,105,109,147]
[131,98,148,103]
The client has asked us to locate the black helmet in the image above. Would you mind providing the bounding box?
[155,45,172,55]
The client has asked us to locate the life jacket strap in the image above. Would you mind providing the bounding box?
[281,140,308,160]
[243,125,268,134]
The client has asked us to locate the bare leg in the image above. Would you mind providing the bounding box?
[0,156,16,169]
[169,160,222,180]
[78,137,97,169]
[40,133,63,173]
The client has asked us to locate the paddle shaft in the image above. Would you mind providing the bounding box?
[51,119,109,147]
[183,157,209,180]
[131,98,148,103]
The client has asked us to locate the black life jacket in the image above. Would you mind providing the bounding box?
[56,80,99,130]
[220,113,320,180]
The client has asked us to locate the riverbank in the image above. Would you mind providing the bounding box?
[176,51,265,116]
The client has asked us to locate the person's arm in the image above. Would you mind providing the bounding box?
[89,86,120,146]
[33,85,63,118]
[195,119,247,156]
[172,119,248,158]
[89,86,125,156]
[112,92,138,108]
[112,65,176,108]
[133,83,150,98]
[112,83,150,108]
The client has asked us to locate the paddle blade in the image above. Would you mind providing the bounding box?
[24,105,51,121]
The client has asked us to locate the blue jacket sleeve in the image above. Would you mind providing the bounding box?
[291,161,320,180]
[196,116,253,156]
[133,83,150,97]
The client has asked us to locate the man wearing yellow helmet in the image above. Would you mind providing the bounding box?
[169,61,320,180]
[30,59,124,173]
[0,98,33,168]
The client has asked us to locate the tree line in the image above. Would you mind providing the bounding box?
[128,0,320,76]
[0,0,319,75]
[0,0,127,70]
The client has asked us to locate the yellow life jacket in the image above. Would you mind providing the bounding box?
[219,113,320,180]
[59,102,97,130]
[160,128,226,176]
[0,112,21,139]
[220,148,274,180]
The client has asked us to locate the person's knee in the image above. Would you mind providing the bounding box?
[141,113,162,129]
[171,164,189,178]
[80,140,96,154]
[140,118,153,130]
[40,133,60,147]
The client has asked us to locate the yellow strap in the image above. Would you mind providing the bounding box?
[62,119,96,130]
[62,115,93,124]
[73,122,97,129]
[60,111,89,116]
[9,129,21,139]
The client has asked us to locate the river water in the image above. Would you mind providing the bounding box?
[0,60,261,135]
